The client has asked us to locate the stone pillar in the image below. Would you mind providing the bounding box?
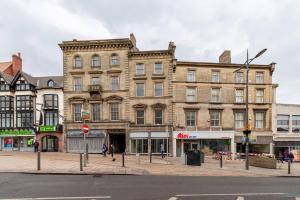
[231,139,236,160]
[270,142,274,155]
[172,138,177,157]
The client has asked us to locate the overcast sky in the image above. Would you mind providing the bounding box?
[0,0,299,103]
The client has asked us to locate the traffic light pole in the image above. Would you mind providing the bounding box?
[245,50,250,170]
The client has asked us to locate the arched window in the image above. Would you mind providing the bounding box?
[47,80,54,87]
[110,53,119,66]
[74,55,82,68]
[91,55,101,68]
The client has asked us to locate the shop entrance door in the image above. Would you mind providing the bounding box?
[42,135,59,152]
[13,137,19,151]
[109,133,125,153]
[183,141,199,153]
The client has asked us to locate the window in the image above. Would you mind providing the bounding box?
[74,56,82,68]
[235,72,244,83]
[91,104,101,121]
[111,76,119,91]
[44,111,58,126]
[17,112,33,128]
[136,83,145,97]
[235,112,244,129]
[154,82,163,97]
[0,113,13,128]
[44,94,58,109]
[0,77,9,91]
[136,63,144,75]
[256,72,264,84]
[110,103,119,120]
[0,96,14,128]
[0,96,14,111]
[235,89,244,103]
[16,96,33,110]
[151,138,168,154]
[91,77,100,85]
[255,112,265,128]
[154,63,163,74]
[91,55,100,68]
[256,89,264,103]
[110,54,118,65]
[47,80,54,87]
[131,139,148,154]
[186,88,196,102]
[186,111,196,126]
[73,104,82,122]
[136,110,145,125]
[210,111,221,127]
[16,78,31,91]
[292,115,300,132]
[211,88,220,102]
[277,115,289,132]
[212,70,220,83]
[187,70,196,82]
[155,109,163,124]
[74,77,82,91]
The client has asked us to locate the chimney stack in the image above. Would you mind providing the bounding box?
[12,52,22,75]
[219,50,231,64]
[130,33,136,48]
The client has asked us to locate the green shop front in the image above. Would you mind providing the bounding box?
[0,129,35,151]
[36,125,63,152]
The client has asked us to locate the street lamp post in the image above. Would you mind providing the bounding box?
[235,48,267,170]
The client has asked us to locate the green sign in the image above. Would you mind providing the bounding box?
[0,130,34,136]
[39,126,56,132]
[82,111,90,120]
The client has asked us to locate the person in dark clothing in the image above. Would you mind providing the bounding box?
[33,140,39,152]
[288,152,295,163]
[278,151,284,163]
[102,144,108,157]
[160,143,165,159]
[111,144,116,161]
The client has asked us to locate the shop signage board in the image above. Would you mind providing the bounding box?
[0,129,34,136]
[174,131,234,139]
[82,111,90,120]
[39,126,56,132]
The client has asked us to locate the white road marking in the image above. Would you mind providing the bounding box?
[176,193,287,197]
[168,197,178,200]
[236,197,244,200]
[0,196,111,200]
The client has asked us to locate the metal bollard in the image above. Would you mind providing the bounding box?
[122,152,125,167]
[150,151,152,163]
[199,152,201,166]
[288,159,291,174]
[37,151,41,171]
[220,155,223,168]
[86,143,89,163]
[80,153,83,171]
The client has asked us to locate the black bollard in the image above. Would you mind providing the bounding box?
[150,151,152,163]
[288,159,291,174]
[220,155,223,168]
[80,153,83,171]
[37,151,41,171]
[122,152,125,167]
[86,143,89,163]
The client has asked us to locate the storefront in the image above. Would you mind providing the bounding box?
[0,129,35,151]
[36,125,63,152]
[235,133,273,154]
[129,132,170,155]
[66,129,106,153]
[273,138,300,161]
[173,131,235,157]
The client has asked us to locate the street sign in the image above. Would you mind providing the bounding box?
[82,124,89,134]
[82,111,90,120]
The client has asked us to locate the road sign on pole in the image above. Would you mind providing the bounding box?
[82,124,89,134]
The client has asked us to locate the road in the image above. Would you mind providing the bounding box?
[0,173,300,200]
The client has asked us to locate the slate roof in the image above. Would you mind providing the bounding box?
[35,76,63,89]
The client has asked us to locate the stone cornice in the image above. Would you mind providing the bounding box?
[177,61,273,69]
[129,50,173,57]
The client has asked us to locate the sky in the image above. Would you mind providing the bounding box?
[0,0,299,104]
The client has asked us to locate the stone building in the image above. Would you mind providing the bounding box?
[59,34,175,154]
[172,51,276,157]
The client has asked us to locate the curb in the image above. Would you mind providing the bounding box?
[0,171,143,176]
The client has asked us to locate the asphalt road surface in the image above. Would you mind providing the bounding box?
[0,173,300,200]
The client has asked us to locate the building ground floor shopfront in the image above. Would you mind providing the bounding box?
[128,132,170,155]
[36,125,63,152]
[172,131,235,157]
[273,138,300,161]
[0,129,35,151]
[235,133,273,155]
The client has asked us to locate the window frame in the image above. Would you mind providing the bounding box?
[211,70,220,83]
[110,103,120,121]
[154,82,163,97]
[44,110,59,126]
[44,94,58,109]
[135,63,145,75]
[210,110,221,127]
[136,109,145,125]
[111,76,119,91]
[255,71,264,84]
[186,87,197,102]
[91,103,101,121]
[235,89,244,103]
[234,111,245,129]
[256,89,264,103]
[187,70,196,82]
[255,111,265,129]
[186,110,196,127]
[277,114,289,132]
[136,83,145,97]
[73,55,82,68]
[154,109,163,125]
[154,63,163,74]
[91,54,101,68]
[73,77,82,92]
[110,54,119,66]
[211,88,221,103]
[235,72,244,83]
[73,104,82,122]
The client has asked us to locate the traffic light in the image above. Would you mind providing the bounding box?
[243,130,251,136]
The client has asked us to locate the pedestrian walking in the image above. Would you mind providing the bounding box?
[160,143,165,159]
[33,140,39,152]
[288,151,295,163]
[278,151,284,163]
[102,144,108,157]
[111,144,116,161]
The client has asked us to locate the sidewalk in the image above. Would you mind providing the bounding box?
[0,152,299,177]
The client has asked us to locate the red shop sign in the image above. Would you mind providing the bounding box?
[177,133,189,139]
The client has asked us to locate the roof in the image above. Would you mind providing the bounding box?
[21,71,37,86]
[176,61,273,68]
[0,71,13,83]
[35,76,63,89]
[0,61,12,72]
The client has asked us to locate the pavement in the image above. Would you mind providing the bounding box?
[0,151,300,177]
[1,174,300,200]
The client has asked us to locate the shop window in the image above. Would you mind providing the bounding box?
[151,139,168,154]
[292,115,300,132]
[277,115,289,132]
[130,139,148,153]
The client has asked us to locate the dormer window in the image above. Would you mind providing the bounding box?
[0,77,9,91]
[48,80,54,87]
[74,55,82,68]
[16,77,31,91]
[91,55,101,68]
[110,54,119,66]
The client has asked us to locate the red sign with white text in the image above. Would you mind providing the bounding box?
[82,124,89,134]
[177,133,189,139]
